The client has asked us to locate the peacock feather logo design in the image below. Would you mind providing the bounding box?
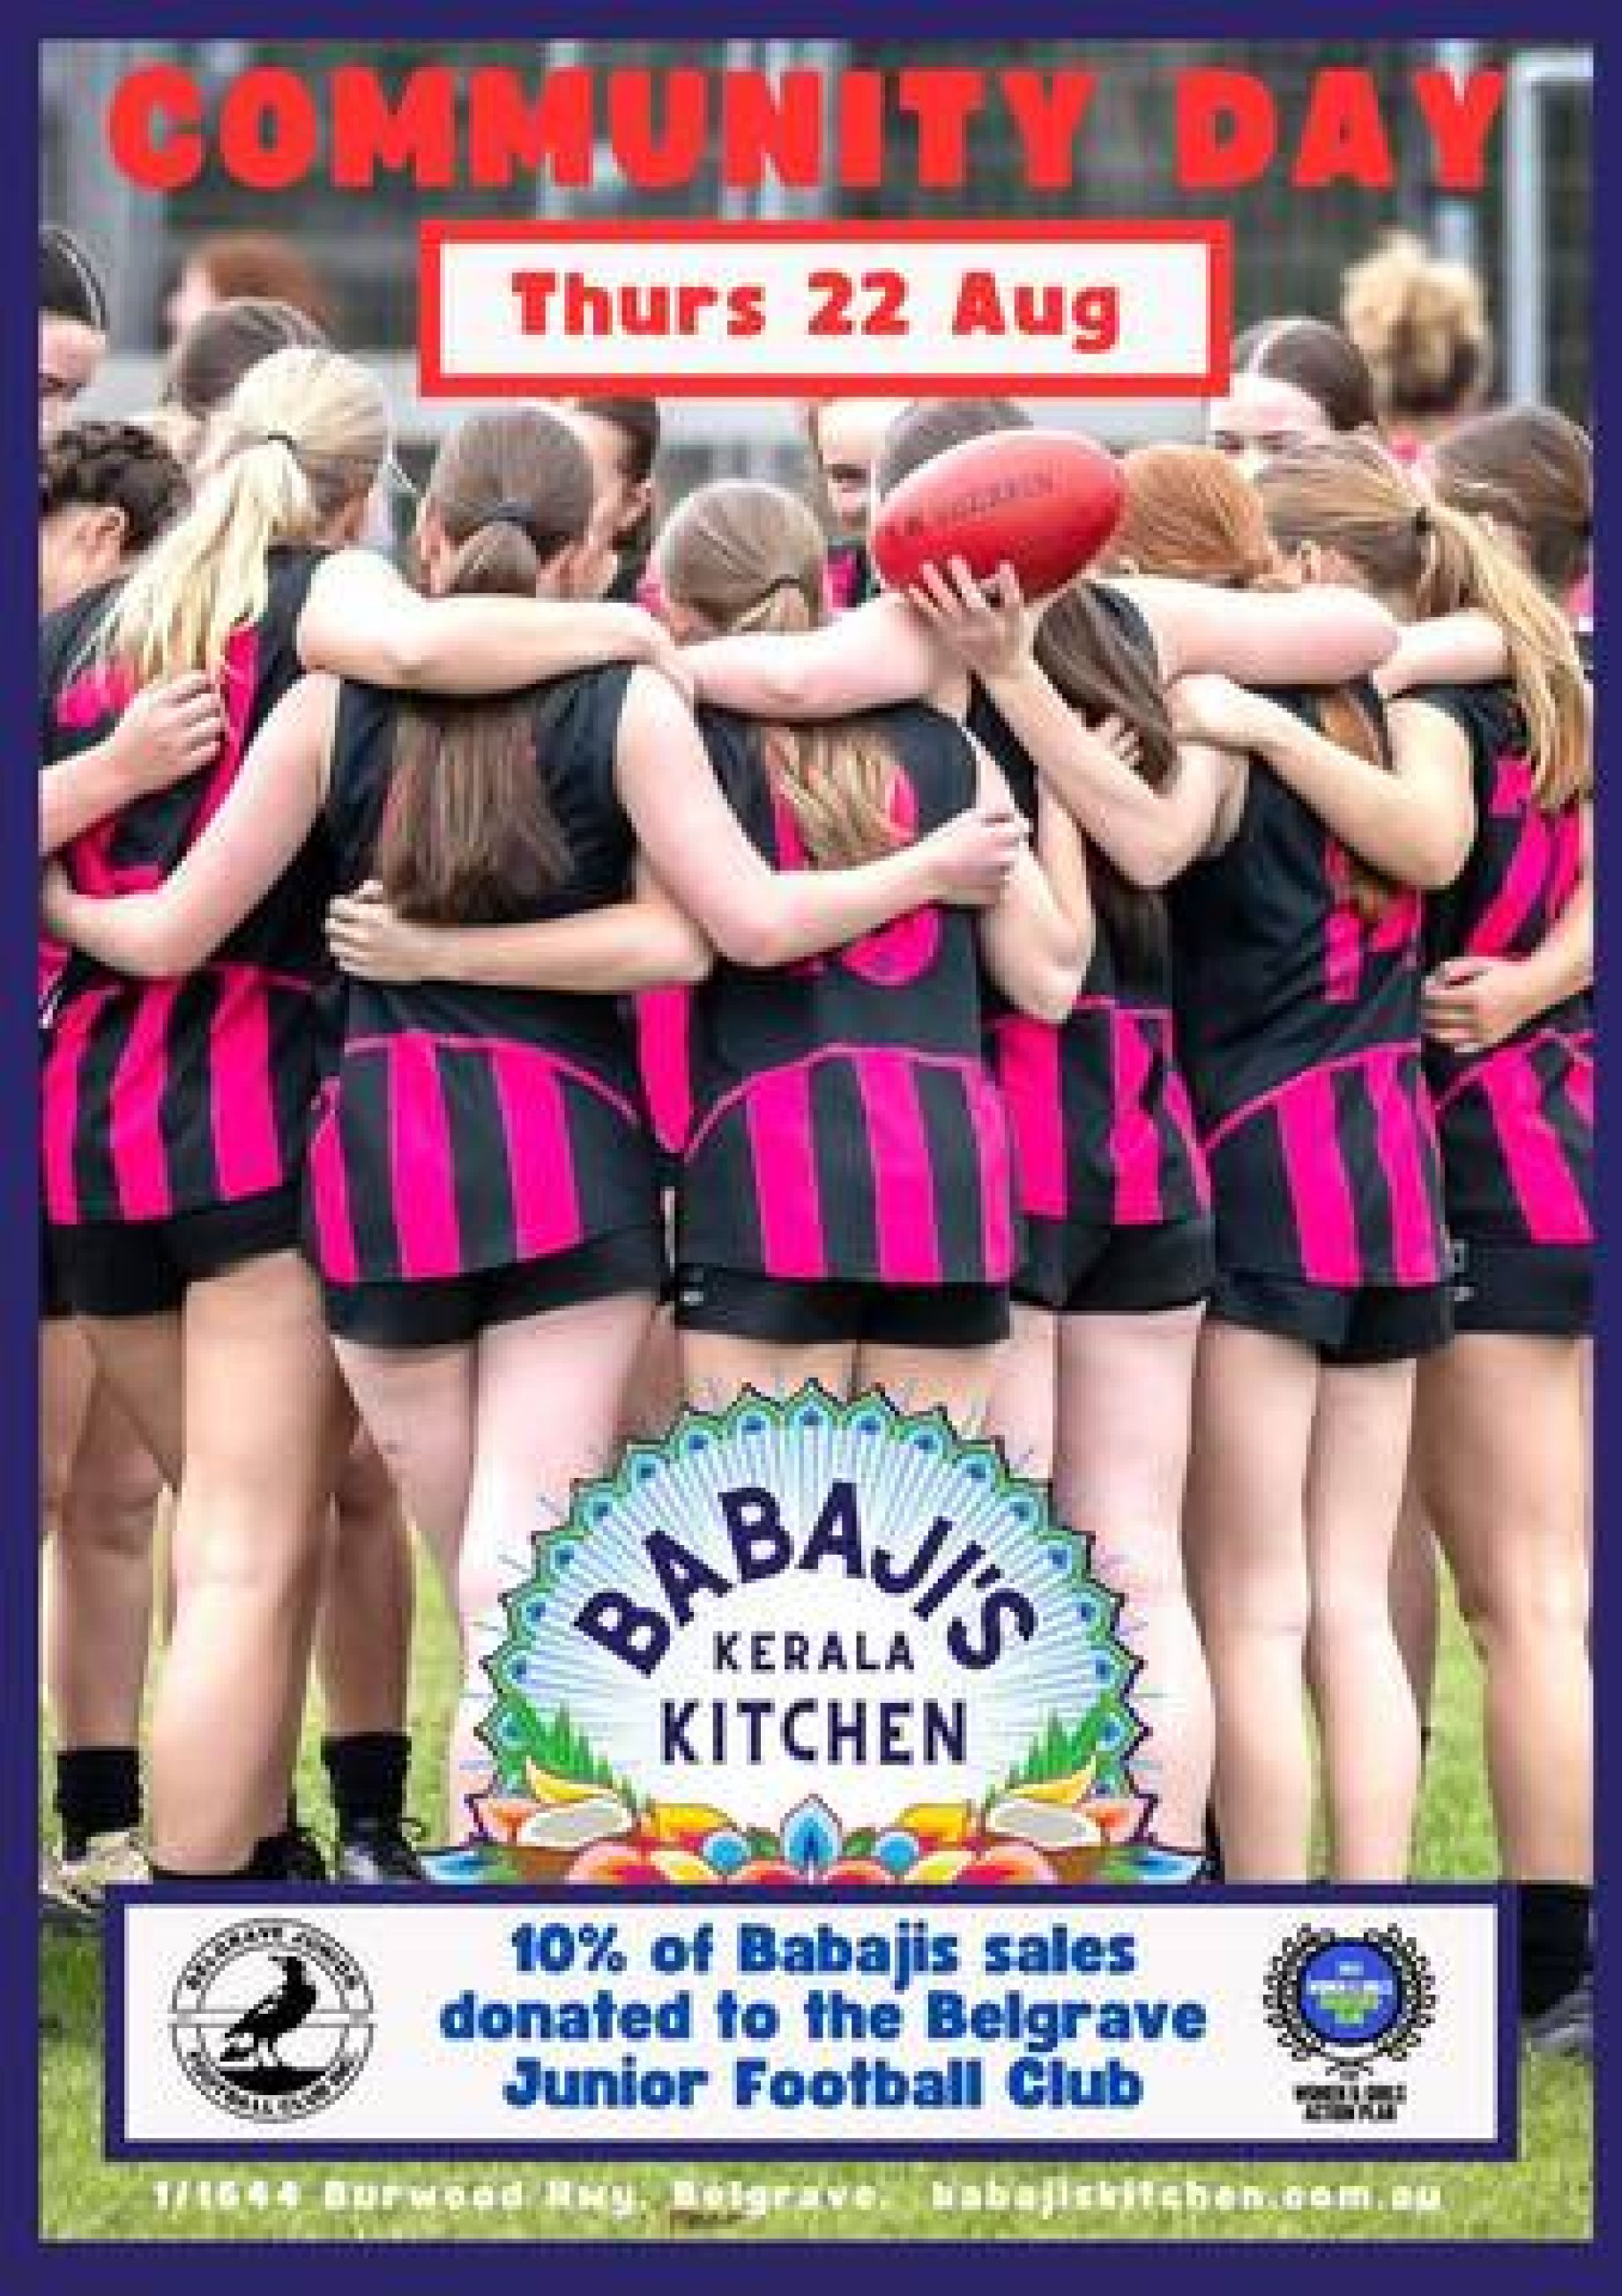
[433,1386,1200,1888]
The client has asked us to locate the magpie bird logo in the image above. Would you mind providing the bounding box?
[169,1921,373,2121]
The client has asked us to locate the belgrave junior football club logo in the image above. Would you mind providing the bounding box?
[1264,1925,1436,2128]
[169,1920,374,2121]
[427,1386,1202,1887]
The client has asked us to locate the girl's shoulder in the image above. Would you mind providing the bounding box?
[1395,678,1519,754]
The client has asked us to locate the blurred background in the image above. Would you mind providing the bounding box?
[41,38,1591,494]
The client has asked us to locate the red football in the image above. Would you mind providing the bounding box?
[871,427,1126,601]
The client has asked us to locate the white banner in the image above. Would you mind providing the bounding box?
[419,221,1227,395]
[112,1894,1507,2156]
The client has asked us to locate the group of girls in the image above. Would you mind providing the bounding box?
[35,261,1592,2051]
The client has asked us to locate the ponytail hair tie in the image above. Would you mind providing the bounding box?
[1412,502,1433,538]
[754,574,813,608]
[487,500,542,546]
[260,430,298,454]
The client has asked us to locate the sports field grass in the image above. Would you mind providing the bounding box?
[39,1564,1592,2246]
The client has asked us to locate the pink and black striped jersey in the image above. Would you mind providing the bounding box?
[1168,685,1447,1290]
[1417,680,1592,1248]
[41,549,332,1229]
[307,667,659,1289]
[969,583,1209,1248]
[678,702,1015,1288]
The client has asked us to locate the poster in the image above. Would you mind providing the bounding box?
[16,8,1605,2292]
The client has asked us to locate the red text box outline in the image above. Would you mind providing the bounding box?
[419,217,1232,398]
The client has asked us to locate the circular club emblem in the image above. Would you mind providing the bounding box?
[168,1920,373,2121]
[1265,1925,1435,2069]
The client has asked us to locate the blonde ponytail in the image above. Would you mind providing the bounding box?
[98,346,387,683]
[658,481,903,869]
[1258,435,1589,812]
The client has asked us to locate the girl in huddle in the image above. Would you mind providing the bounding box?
[154,294,328,468]
[39,419,191,1912]
[1385,405,1596,1729]
[157,290,430,1881]
[40,351,693,1878]
[47,409,1025,1840]
[803,398,900,609]
[656,479,1090,1425]
[667,398,1401,1858]
[1090,444,1475,1884]
[1260,435,1594,2046]
[1207,316,1380,476]
[557,397,661,606]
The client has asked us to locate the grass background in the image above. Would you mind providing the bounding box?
[40,1565,1592,2245]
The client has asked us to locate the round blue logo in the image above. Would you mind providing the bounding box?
[1296,1940,1404,2048]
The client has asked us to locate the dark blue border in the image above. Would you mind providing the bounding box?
[10,8,1612,2292]
[100,1882,1520,2163]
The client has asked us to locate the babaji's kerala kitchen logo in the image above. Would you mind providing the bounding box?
[433,1386,1199,1886]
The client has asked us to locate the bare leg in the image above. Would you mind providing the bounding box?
[1184,1321,1319,1881]
[1416,1335,1590,1881]
[40,1319,97,1549]
[149,1254,353,1872]
[680,1330,856,1414]
[451,1295,657,1836]
[1053,1306,1210,1854]
[315,1430,413,1737]
[48,1378,163,1753]
[856,1342,1003,1434]
[620,1304,686,1442]
[1580,1338,1593,1586]
[331,1340,476,1601]
[983,1305,1058,1480]
[1387,1482,1441,1726]
[1304,1359,1421,1881]
[76,1311,185,1490]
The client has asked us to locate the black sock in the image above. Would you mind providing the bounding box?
[1201,1801,1225,1884]
[1518,1882,1591,2018]
[250,1831,294,1881]
[56,1746,141,1856]
[322,1731,410,1838]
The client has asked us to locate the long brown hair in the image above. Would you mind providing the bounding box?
[170,297,331,426]
[376,409,594,924]
[877,398,1177,955]
[1112,443,1395,920]
[656,480,903,867]
[1230,317,1380,435]
[1258,435,1590,810]
[1429,406,1592,602]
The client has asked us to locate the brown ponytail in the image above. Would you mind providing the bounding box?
[375,409,594,923]
[656,480,903,868]
[1258,435,1590,810]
